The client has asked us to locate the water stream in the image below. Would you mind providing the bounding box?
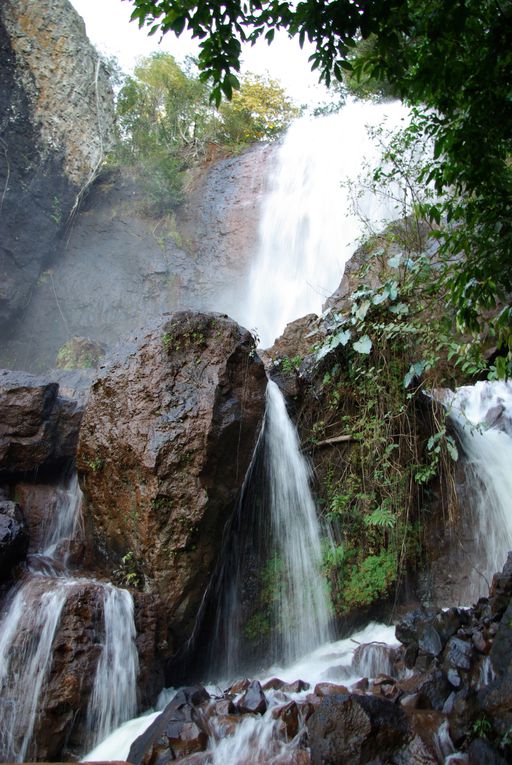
[236,99,409,347]
[445,380,512,601]
[0,475,138,761]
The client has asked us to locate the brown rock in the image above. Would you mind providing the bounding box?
[313,682,349,697]
[263,677,286,691]
[272,701,300,739]
[0,370,83,476]
[281,680,310,693]
[236,680,267,715]
[77,312,266,655]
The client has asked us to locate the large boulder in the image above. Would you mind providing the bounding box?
[0,370,83,477]
[77,312,267,656]
[0,0,114,330]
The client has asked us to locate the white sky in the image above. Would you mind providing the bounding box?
[70,0,331,106]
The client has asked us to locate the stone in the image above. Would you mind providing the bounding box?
[271,750,311,765]
[314,682,350,697]
[0,500,28,579]
[78,312,266,657]
[307,693,411,765]
[128,686,211,765]
[0,0,114,330]
[396,609,442,655]
[272,701,300,739]
[236,680,267,715]
[468,738,508,765]
[0,370,83,476]
[445,637,473,671]
[281,680,310,693]
[228,679,251,694]
[263,677,286,691]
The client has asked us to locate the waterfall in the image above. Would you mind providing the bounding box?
[0,473,139,760]
[264,380,332,662]
[205,379,331,677]
[446,380,512,601]
[237,100,409,347]
[86,585,139,748]
[0,580,69,761]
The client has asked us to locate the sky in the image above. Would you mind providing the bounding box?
[70,0,331,106]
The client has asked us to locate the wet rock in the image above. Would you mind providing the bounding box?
[0,500,28,579]
[307,693,411,765]
[128,686,211,765]
[236,680,267,715]
[434,608,468,643]
[263,677,286,691]
[314,682,349,697]
[78,312,267,656]
[398,666,450,711]
[468,738,508,765]
[353,642,400,678]
[211,714,242,737]
[472,629,489,653]
[281,680,310,694]
[208,698,236,717]
[396,609,443,656]
[400,693,420,710]
[350,677,369,693]
[0,370,83,476]
[272,750,312,765]
[391,733,438,764]
[272,701,300,739]
[445,637,473,671]
[404,642,419,669]
[228,678,251,694]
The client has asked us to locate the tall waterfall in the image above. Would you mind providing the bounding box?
[446,381,512,601]
[237,100,409,347]
[0,474,139,760]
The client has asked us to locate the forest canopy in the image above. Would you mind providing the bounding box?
[125,0,512,376]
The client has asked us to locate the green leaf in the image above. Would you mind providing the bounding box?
[352,335,372,354]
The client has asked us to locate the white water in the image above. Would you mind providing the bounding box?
[86,585,139,748]
[237,100,409,347]
[446,381,512,600]
[0,580,69,761]
[264,380,332,662]
[84,622,398,762]
[0,474,139,760]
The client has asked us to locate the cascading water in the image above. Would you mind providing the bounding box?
[445,380,512,601]
[264,380,332,662]
[0,473,139,760]
[237,100,409,347]
[86,585,139,747]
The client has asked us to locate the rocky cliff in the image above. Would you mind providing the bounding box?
[0,0,114,331]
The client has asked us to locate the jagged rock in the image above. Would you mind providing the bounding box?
[307,693,411,765]
[128,686,211,765]
[263,677,286,691]
[0,500,28,579]
[396,609,443,657]
[444,637,473,671]
[236,680,267,715]
[78,312,266,657]
[353,642,400,678]
[272,701,300,740]
[0,370,83,476]
[489,552,512,617]
[0,0,114,329]
[398,666,450,711]
[281,679,311,694]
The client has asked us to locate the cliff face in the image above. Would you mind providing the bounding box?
[0,0,114,331]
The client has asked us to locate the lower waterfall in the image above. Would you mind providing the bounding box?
[446,380,512,601]
[0,474,139,761]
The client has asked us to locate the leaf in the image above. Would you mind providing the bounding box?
[387,254,402,269]
[404,360,427,388]
[388,302,409,315]
[446,437,459,461]
[355,299,371,321]
[352,335,372,354]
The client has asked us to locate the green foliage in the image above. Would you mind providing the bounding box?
[55,337,104,370]
[343,550,397,610]
[127,0,512,375]
[112,551,143,590]
[217,73,300,147]
[109,54,298,215]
